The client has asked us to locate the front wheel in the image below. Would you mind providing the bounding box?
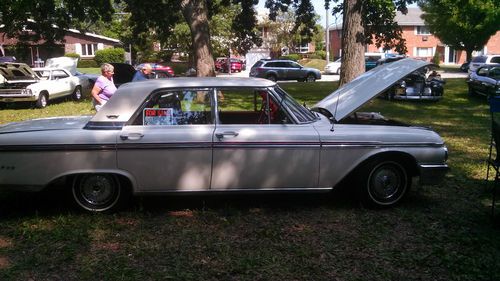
[72,86,83,101]
[72,174,128,212]
[266,74,277,82]
[36,92,48,108]
[356,159,410,208]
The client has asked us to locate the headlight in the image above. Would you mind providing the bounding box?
[21,89,33,96]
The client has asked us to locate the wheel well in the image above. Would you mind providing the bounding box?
[48,173,134,194]
[360,152,419,177]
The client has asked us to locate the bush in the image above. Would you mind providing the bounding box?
[78,59,98,68]
[311,51,326,60]
[432,51,440,66]
[64,53,80,59]
[94,48,125,65]
[279,54,301,61]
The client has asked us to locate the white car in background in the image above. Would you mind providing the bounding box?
[0,57,84,108]
[324,58,342,75]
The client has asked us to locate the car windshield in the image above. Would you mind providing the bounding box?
[273,86,317,123]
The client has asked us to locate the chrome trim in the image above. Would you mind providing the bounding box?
[117,143,212,150]
[0,144,116,152]
[134,187,334,195]
[321,142,445,148]
[419,164,449,185]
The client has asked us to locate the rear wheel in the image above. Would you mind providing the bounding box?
[72,86,83,101]
[72,174,128,212]
[266,74,277,82]
[36,92,48,108]
[356,159,410,208]
[306,73,316,82]
[468,85,476,96]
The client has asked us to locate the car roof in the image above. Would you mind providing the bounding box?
[90,77,276,123]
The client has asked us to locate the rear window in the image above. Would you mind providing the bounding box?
[490,56,500,63]
[252,61,264,68]
[472,56,487,63]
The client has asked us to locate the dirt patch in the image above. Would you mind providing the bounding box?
[0,237,13,248]
[168,210,194,218]
[0,256,10,269]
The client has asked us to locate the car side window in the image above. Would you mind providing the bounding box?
[216,88,292,125]
[132,89,212,126]
[490,57,500,64]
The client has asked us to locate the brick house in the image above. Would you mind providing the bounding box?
[328,7,500,64]
[0,27,120,66]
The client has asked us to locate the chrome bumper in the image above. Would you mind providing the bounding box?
[419,164,449,185]
[394,95,442,101]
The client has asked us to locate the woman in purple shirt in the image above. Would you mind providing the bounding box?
[91,63,117,111]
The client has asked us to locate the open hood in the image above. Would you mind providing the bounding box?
[0,63,38,81]
[312,58,432,122]
[44,57,78,75]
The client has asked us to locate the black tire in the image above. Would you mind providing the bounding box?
[266,74,277,82]
[306,73,316,82]
[468,85,476,96]
[72,86,83,101]
[356,159,410,208]
[72,174,128,212]
[36,92,48,108]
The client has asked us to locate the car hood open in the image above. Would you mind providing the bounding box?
[312,58,431,122]
[0,63,38,82]
[44,57,78,75]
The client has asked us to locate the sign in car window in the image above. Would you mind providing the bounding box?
[143,108,174,125]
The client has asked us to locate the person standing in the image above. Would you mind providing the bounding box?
[91,63,117,111]
[132,63,153,81]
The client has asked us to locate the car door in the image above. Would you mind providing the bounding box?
[211,87,320,190]
[475,67,490,95]
[52,69,74,97]
[117,88,215,192]
[286,61,304,80]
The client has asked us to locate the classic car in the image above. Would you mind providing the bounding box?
[0,58,84,108]
[466,64,500,97]
[0,58,448,212]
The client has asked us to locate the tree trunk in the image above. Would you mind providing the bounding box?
[338,0,365,86]
[465,48,473,62]
[181,0,216,77]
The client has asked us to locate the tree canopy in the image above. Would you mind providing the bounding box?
[419,0,500,61]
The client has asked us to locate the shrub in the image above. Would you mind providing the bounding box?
[311,51,326,60]
[279,54,301,61]
[94,48,125,65]
[78,59,98,68]
[432,51,440,66]
[64,53,80,59]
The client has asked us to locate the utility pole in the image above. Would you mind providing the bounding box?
[325,8,330,62]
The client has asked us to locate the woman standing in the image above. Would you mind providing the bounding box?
[91,63,117,111]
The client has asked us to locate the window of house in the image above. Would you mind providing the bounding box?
[416,47,433,57]
[81,44,98,56]
[416,26,431,35]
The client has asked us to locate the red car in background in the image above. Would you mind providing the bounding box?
[215,58,244,73]
[136,63,175,76]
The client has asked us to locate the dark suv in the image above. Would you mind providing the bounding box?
[249,59,321,82]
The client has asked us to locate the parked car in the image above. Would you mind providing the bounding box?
[0,58,448,212]
[0,59,84,108]
[215,58,243,73]
[324,58,342,75]
[460,61,470,72]
[468,55,500,73]
[376,55,406,66]
[250,59,321,82]
[365,53,385,71]
[384,68,445,101]
[466,64,500,96]
[0,56,15,63]
[136,63,175,76]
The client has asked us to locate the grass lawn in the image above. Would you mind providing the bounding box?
[1,78,500,280]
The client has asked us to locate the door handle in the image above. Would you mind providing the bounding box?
[215,131,239,139]
[120,133,144,141]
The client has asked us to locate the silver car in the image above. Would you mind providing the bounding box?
[0,59,448,212]
[249,59,321,82]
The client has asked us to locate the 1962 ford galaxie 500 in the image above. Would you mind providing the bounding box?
[0,59,448,212]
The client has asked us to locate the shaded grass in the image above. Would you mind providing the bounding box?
[1,78,500,280]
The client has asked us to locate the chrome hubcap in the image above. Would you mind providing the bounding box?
[80,175,115,206]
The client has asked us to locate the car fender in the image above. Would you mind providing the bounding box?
[48,168,139,193]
